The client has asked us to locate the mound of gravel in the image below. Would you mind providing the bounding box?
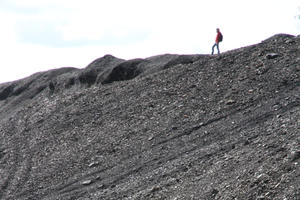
[1,34,300,199]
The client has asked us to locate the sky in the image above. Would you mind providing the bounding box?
[0,0,299,83]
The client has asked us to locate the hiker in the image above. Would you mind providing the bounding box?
[211,28,223,55]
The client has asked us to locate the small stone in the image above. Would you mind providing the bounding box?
[257,195,266,200]
[273,105,280,111]
[171,126,178,130]
[285,39,294,44]
[266,53,279,59]
[244,140,250,145]
[88,162,98,167]
[210,188,219,197]
[148,136,154,141]
[151,185,161,192]
[226,99,236,105]
[82,180,92,185]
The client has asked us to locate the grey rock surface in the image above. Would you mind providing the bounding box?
[1,34,300,199]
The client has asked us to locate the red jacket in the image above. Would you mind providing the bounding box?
[216,31,222,43]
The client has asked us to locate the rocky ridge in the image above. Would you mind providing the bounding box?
[0,34,300,199]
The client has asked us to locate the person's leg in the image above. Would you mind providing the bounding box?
[216,43,220,54]
[212,43,216,55]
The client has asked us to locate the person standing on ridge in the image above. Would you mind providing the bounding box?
[211,28,223,55]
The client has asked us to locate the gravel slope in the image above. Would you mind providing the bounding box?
[0,34,300,199]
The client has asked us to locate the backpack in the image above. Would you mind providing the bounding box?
[219,33,223,42]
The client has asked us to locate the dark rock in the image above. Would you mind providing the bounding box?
[0,148,5,159]
[101,59,145,84]
[0,84,15,100]
[49,81,55,91]
[211,188,219,197]
[150,185,161,192]
[290,150,300,162]
[78,70,98,86]
[266,53,280,59]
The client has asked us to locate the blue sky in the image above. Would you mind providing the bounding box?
[0,0,299,83]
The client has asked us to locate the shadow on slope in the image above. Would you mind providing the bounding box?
[0,54,202,114]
